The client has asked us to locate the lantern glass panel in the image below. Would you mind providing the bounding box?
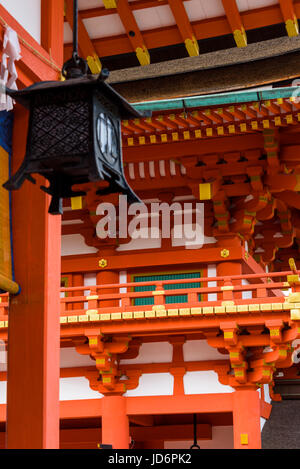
[96,112,119,165]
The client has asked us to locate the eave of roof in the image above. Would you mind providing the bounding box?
[132,86,300,112]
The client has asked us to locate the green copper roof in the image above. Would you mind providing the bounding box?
[132,86,300,112]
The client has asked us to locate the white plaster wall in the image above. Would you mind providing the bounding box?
[242,278,253,299]
[183,339,227,361]
[61,234,98,256]
[165,426,234,449]
[0,377,104,403]
[124,373,174,397]
[84,272,97,307]
[60,377,102,400]
[184,371,234,394]
[207,264,217,301]
[116,228,161,251]
[0,0,41,43]
[0,381,6,404]
[120,342,173,365]
[60,347,95,368]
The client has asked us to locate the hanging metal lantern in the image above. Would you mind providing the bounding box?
[2,0,148,215]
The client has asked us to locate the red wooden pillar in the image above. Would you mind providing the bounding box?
[6,0,64,449]
[97,245,119,307]
[101,395,129,449]
[72,273,84,310]
[232,389,261,449]
[217,261,242,300]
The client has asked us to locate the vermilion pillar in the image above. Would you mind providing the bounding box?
[97,270,119,307]
[232,389,261,449]
[101,396,129,449]
[6,0,64,448]
[6,106,61,448]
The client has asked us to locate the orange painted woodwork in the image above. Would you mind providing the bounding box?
[72,274,84,310]
[97,270,119,308]
[0,4,60,85]
[64,2,300,59]
[101,396,129,449]
[6,0,63,447]
[6,106,61,449]
[116,0,148,54]
[279,0,298,24]
[62,245,244,272]
[41,0,65,67]
[232,390,261,449]
[167,0,197,47]
[221,0,245,34]
[217,261,242,300]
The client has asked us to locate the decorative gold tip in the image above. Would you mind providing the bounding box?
[285,18,299,37]
[289,258,297,272]
[102,0,117,8]
[184,37,199,57]
[287,274,300,285]
[233,28,247,47]
[136,46,150,66]
[87,54,102,74]
[98,259,108,268]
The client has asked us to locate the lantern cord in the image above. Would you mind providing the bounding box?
[62,0,88,78]
[73,0,79,60]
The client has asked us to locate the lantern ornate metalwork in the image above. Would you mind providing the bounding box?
[3,0,148,214]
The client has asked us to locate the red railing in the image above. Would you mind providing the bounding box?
[0,270,296,320]
[58,270,294,317]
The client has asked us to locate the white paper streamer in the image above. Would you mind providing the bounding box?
[0,26,21,111]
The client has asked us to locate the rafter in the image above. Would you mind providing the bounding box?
[115,0,150,66]
[41,0,64,67]
[221,0,247,47]
[167,0,199,56]
[65,0,101,74]
[279,0,299,37]
[78,0,190,20]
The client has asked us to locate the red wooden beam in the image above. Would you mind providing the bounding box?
[221,0,247,47]
[279,0,299,37]
[61,245,244,273]
[0,4,60,85]
[64,3,291,59]
[116,0,150,65]
[167,0,199,56]
[41,0,65,67]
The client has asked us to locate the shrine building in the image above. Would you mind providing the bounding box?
[0,0,300,450]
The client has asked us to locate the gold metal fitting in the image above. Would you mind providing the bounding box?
[220,249,230,258]
[98,259,108,268]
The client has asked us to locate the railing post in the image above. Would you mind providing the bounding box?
[221,278,234,302]
[87,286,99,311]
[217,261,242,301]
[153,282,165,306]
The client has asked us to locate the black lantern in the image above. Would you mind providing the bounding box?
[3,0,148,214]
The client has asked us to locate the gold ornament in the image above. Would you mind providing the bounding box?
[220,249,230,258]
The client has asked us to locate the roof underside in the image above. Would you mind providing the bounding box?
[63,0,300,71]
